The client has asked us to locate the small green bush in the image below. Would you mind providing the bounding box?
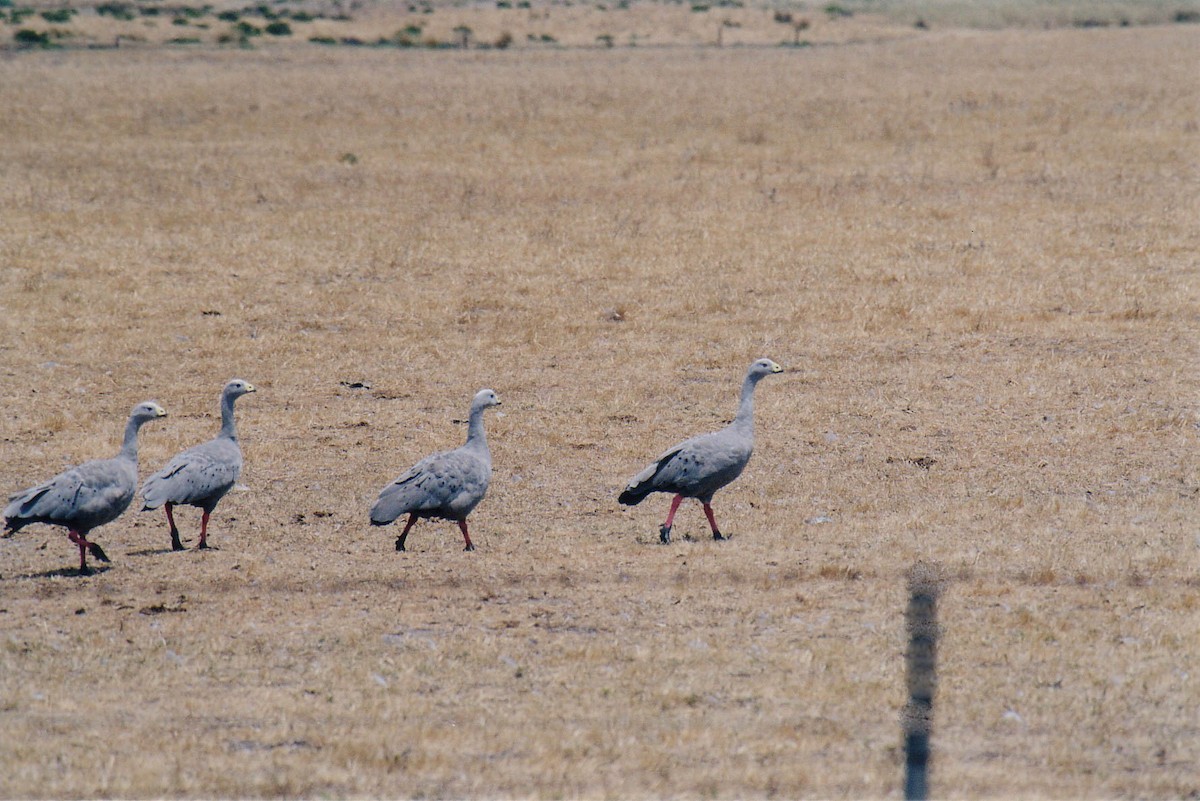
[14,27,48,44]
[217,10,239,21]
[39,8,74,23]
[264,20,291,35]
[308,34,336,43]
[96,2,135,20]
[235,20,261,36]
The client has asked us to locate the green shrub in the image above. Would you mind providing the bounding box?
[235,20,261,36]
[96,2,135,20]
[14,27,48,44]
[39,8,74,23]
[264,20,291,35]
[308,34,336,43]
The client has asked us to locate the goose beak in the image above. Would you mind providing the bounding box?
[246,383,257,393]
[771,363,783,373]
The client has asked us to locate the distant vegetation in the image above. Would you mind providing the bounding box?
[4,0,1199,49]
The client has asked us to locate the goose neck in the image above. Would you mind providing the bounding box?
[465,403,489,450]
[732,372,760,427]
[119,415,142,461]
[219,392,239,440]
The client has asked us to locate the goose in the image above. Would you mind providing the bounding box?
[4,401,168,573]
[370,389,501,552]
[141,379,255,550]
[619,359,782,543]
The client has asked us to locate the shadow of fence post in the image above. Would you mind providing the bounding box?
[903,561,943,801]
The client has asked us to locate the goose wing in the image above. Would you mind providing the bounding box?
[142,437,242,509]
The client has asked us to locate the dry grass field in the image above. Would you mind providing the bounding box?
[1,6,1198,798]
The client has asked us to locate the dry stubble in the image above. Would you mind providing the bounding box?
[0,21,1198,799]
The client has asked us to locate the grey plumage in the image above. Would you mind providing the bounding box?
[141,379,255,550]
[4,401,168,573]
[619,358,783,543]
[370,389,501,552]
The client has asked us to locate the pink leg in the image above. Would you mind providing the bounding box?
[197,510,211,549]
[702,503,726,541]
[659,494,684,544]
[457,520,475,552]
[68,530,88,572]
[165,503,183,551]
[395,513,418,552]
[663,495,684,529]
[65,530,107,571]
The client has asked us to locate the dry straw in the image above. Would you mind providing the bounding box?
[0,11,1197,798]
